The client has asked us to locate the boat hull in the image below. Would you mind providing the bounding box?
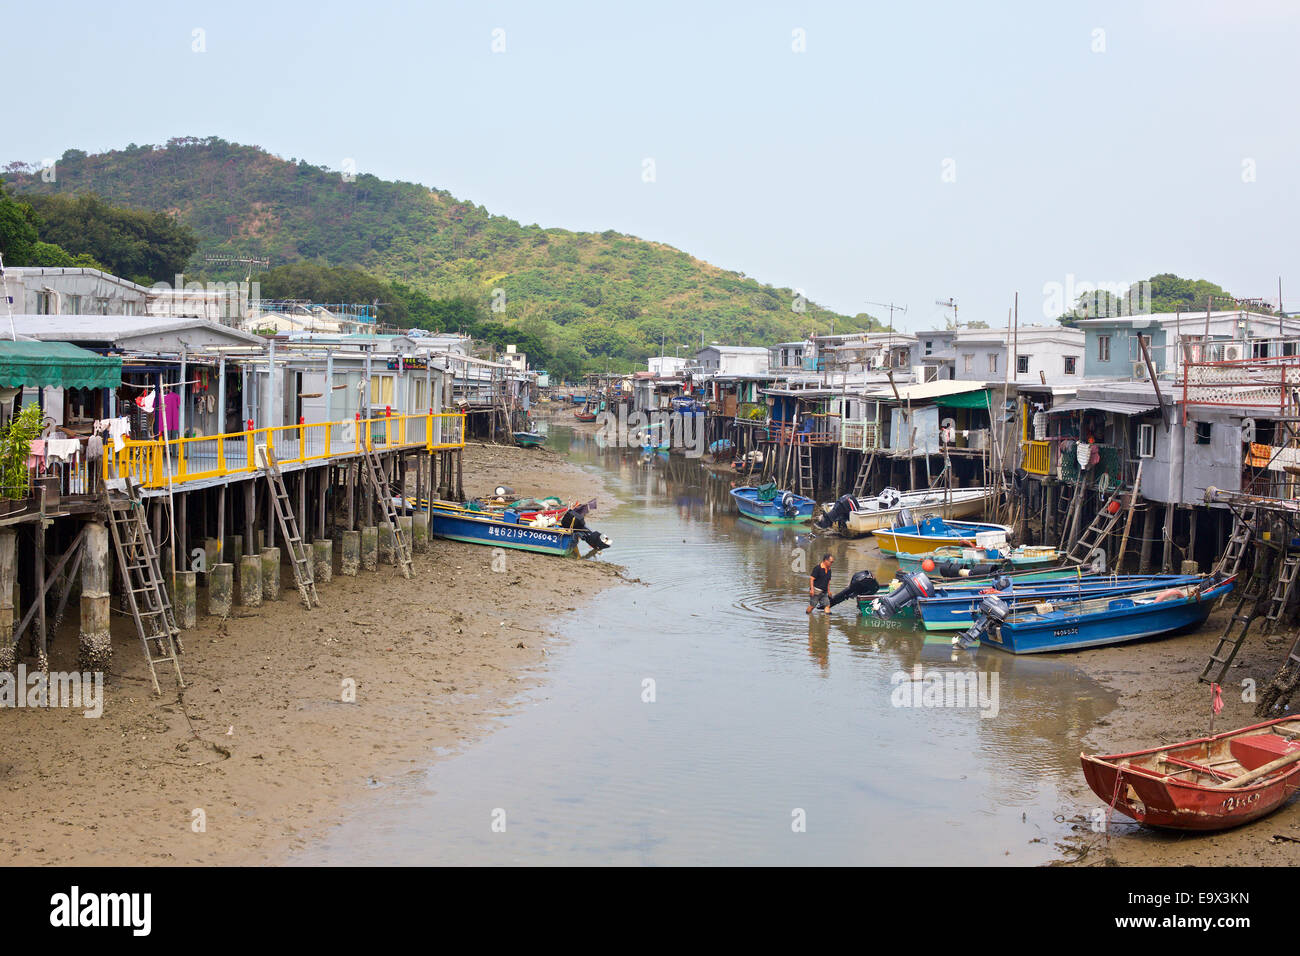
[917,575,1204,631]
[730,487,816,524]
[427,505,579,556]
[1081,716,1300,831]
[872,520,1013,556]
[843,488,993,537]
[983,578,1235,653]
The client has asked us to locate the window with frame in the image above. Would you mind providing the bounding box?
[924,340,933,355]
[1064,356,1078,375]
[988,353,998,375]
[1138,422,1155,458]
[369,374,395,407]
[1098,335,1111,362]
[1016,355,1029,374]
[962,354,973,374]
[1195,421,1211,445]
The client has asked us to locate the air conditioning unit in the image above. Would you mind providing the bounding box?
[1132,362,1149,380]
[1224,344,1243,361]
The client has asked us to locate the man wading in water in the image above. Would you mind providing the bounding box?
[807,553,834,614]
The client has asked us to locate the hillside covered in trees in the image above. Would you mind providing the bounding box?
[3,137,873,377]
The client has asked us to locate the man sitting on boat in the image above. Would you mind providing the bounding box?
[807,553,834,614]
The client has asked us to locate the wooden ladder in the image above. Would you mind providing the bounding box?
[1201,550,1274,686]
[103,480,183,695]
[1063,491,1127,567]
[852,450,877,499]
[260,447,320,609]
[1215,507,1257,577]
[1265,553,1300,630]
[362,446,414,579]
[796,440,814,498]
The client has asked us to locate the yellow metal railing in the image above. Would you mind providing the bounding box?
[106,412,465,490]
[1021,439,1052,476]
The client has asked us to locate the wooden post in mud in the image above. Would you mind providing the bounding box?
[1139,500,1159,573]
[0,530,15,671]
[244,480,256,560]
[1161,503,1175,572]
[317,467,327,541]
[346,461,356,531]
[455,448,464,499]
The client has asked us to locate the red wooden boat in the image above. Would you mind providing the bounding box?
[1081,716,1300,831]
[573,410,597,423]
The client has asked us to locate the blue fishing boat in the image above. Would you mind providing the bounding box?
[914,573,1206,631]
[967,575,1236,654]
[426,500,611,556]
[730,485,816,524]
[896,544,1060,574]
[513,431,545,448]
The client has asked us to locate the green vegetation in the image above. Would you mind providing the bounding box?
[4,137,872,373]
[0,405,44,499]
[1059,274,1262,325]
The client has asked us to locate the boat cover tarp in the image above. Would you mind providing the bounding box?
[936,388,992,409]
[0,341,122,390]
[1046,399,1159,415]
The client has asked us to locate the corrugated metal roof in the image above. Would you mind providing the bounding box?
[9,314,263,345]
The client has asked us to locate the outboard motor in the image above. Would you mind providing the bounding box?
[893,507,916,530]
[560,508,612,551]
[874,570,935,619]
[829,569,879,608]
[954,595,1010,649]
[780,491,799,517]
[990,574,1013,591]
[816,494,857,530]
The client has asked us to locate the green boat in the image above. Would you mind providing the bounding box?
[514,431,546,448]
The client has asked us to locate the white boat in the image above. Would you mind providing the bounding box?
[816,485,995,537]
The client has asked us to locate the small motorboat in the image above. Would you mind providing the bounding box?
[816,486,995,537]
[1081,716,1300,831]
[957,573,1236,653]
[573,409,598,423]
[872,513,1013,556]
[730,484,816,524]
[425,498,611,556]
[513,431,545,448]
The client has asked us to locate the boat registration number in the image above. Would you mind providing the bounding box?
[487,525,560,544]
[1220,792,1261,812]
[1052,626,1080,637]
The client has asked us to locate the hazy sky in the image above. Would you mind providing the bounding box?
[5,0,1297,329]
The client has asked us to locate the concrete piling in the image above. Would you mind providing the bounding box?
[239,555,263,607]
[341,530,361,576]
[170,570,197,629]
[77,523,110,671]
[378,522,395,565]
[411,511,429,553]
[260,547,281,601]
[361,526,379,572]
[312,539,333,583]
[204,537,222,578]
[78,595,112,672]
[208,562,234,618]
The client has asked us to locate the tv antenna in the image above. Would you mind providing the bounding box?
[864,300,908,334]
[204,254,271,283]
[936,297,959,328]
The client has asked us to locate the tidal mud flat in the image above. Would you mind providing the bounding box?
[0,442,625,865]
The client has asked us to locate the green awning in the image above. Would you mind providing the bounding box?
[937,388,992,409]
[0,341,122,390]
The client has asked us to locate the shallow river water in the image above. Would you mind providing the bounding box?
[294,424,1118,865]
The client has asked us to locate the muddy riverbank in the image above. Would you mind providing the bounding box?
[0,442,625,865]
[1057,604,1300,865]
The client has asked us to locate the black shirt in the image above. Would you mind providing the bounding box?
[811,564,832,592]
